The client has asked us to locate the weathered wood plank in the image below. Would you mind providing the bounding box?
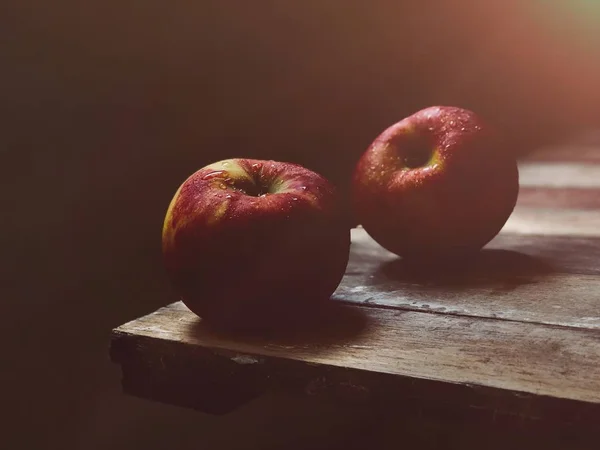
[502,205,600,237]
[524,144,600,163]
[335,274,600,330]
[336,229,600,330]
[518,162,600,189]
[110,301,600,412]
[518,188,600,210]
[350,227,600,276]
[485,233,600,276]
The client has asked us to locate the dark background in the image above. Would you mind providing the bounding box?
[3,1,599,449]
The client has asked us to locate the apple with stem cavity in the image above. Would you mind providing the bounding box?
[162,158,351,331]
[352,106,519,260]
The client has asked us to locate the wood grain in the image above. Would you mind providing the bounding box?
[502,205,600,237]
[524,144,600,163]
[336,229,600,330]
[110,301,600,412]
[518,162,600,189]
[518,188,600,210]
[508,159,600,236]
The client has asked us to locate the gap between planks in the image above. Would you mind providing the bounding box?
[335,297,600,335]
[342,228,600,331]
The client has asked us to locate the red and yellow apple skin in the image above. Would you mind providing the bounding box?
[162,158,350,331]
[352,106,519,260]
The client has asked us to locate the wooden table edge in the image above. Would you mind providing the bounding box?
[109,302,600,422]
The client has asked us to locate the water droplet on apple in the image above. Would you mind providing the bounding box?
[292,197,298,201]
[202,170,226,180]
[225,194,232,199]
[428,126,434,131]
[218,183,227,189]
[460,127,466,131]
[251,163,263,172]
[450,120,455,126]
[300,186,307,191]
[222,161,231,168]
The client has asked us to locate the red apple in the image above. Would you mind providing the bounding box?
[352,106,519,260]
[162,158,350,331]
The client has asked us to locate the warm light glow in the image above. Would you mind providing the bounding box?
[532,0,600,43]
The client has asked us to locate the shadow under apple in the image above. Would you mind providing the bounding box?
[371,248,555,291]
[187,298,371,349]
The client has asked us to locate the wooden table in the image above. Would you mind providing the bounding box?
[110,146,600,445]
